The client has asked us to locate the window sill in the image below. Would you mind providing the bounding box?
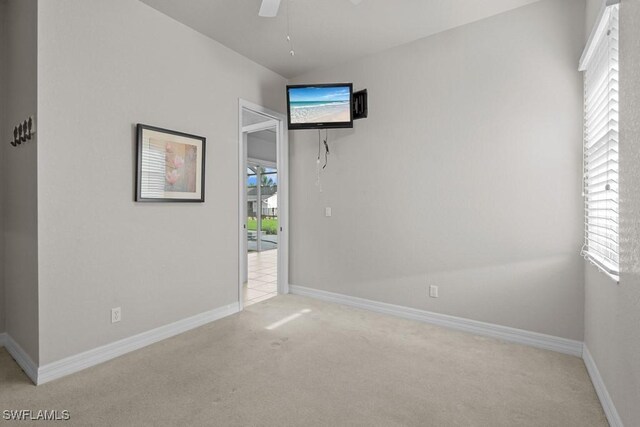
[584,254,620,284]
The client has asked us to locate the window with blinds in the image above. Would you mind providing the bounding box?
[580,3,619,281]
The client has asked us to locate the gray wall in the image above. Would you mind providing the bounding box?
[36,0,286,364]
[289,0,586,340]
[583,0,640,424]
[0,0,5,335]
[585,0,603,31]
[1,0,39,362]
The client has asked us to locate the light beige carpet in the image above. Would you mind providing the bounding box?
[0,295,606,426]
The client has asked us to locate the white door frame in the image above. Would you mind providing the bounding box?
[238,99,289,310]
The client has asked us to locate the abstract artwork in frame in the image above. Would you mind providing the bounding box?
[136,124,206,202]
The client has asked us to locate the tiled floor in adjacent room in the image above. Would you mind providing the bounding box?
[244,249,277,306]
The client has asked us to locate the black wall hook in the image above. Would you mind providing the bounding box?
[23,120,30,141]
[8,116,34,147]
[11,127,18,147]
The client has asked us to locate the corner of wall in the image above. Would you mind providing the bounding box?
[288,0,586,341]
[0,0,8,335]
[2,0,39,364]
[582,0,640,424]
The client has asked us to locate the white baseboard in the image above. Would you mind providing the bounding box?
[37,302,240,385]
[289,285,583,357]
[0,332,39,384]
[583,346,624,427]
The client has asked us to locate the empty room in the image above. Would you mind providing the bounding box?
[0,0,638,425]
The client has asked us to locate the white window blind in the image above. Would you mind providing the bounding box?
[579,3,619,281]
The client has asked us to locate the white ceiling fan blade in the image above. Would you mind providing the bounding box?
[259,0,281,17]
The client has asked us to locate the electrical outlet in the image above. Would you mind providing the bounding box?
[429,285,439,298]
[111,307,121,323]
[325,207,332,217]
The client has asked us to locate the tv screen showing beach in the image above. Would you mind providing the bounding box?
[288,86,352,125]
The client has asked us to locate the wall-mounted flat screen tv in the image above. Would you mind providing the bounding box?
[287,83,353,130]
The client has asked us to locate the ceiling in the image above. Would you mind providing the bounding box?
[141,0,541,79]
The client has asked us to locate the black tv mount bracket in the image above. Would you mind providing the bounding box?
[353,89,368,120]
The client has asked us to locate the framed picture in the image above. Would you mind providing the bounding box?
[136,124,206,202]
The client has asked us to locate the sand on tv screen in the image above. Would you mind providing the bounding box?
[288,85,352,127]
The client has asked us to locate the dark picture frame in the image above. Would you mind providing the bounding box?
[135,124,206,202]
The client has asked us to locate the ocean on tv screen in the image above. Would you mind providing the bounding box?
[289,86,350,124]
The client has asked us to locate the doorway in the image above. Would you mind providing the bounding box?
[238,100,288,309]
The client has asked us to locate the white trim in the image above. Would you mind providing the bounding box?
[1,333,38,384]
[585,254,620,284]
[241,130,249,286]
[276,110,289,296]
[583,346,624,427]
[238,99,289,313]
[242,120,278,134]
[290,285,583,357]
[37,302,240,385]
[579,0,620,71]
